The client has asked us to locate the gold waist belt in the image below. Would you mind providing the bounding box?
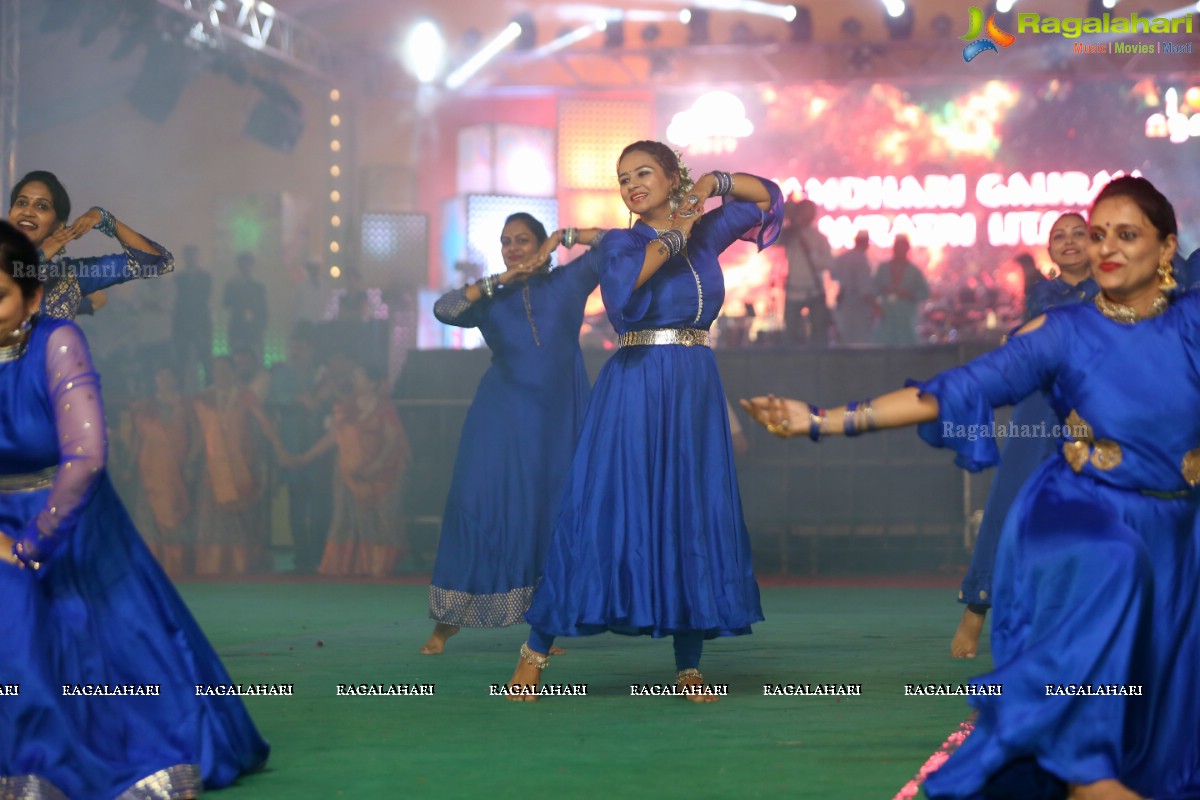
[0,465,58,493]
[618,328,709,348]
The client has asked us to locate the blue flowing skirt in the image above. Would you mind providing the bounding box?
[0,476,269,799]
[526,344,763,638]
[926,461,1200,799]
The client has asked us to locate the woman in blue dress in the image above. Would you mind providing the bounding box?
[743,176,1196,800]
[8,170,173,320]
[421,213,606,654]
[0,222,268,799]
[505,142,782,700]
[951,212,1099,658]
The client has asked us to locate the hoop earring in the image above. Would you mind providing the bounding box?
[6,316,31,340]
[1158,258,1177,291]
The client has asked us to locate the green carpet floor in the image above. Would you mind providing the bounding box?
[179,583,988,800]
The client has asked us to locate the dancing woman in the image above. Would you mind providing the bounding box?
[506,142,782,700]
[0,221,267,798]
[422,214,605,654]
[743,176,1197,800]
[8,169,172,320]
[951,211,1098,657]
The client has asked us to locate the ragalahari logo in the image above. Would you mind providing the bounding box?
[961,7,1015,62]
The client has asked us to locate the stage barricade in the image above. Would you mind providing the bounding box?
[394,344,997,576]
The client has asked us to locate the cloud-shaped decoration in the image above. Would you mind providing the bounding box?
[666,91,754,149]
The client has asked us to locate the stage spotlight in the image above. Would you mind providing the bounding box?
[789,6,813,42]
[605,15,626,48]
[682,8,710,45]
[402,20,446,84]
[512,12,536,51]
[445,22,523,89]
[882,2,914,40]
[841,16,863,38]
[1086,0,1118,15]
[641,22,662,43]
[930,13,954,37]
[245,79,305,153]
[995,0,1017,12]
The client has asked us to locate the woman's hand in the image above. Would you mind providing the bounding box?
[39,226,75,261]
[740,395,811,439]
[676,174,717,219]
[62,208,105,243]
[514,231,561,272]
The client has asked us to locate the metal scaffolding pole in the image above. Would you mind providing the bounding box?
[153,0,334,81]
[0,0,18,204]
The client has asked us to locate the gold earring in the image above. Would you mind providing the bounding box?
[1158,257,1177,291]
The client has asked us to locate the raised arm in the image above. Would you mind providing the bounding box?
[13,323,106,570]
[50,207,174,294]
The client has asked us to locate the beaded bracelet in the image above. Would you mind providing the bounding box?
[711,171,734,197]
[656,228,686,259]
[561,227,578,249]
[843,401,861,437]
[862,398,877,432]
[93,207,118,238]
[808,405,825,442]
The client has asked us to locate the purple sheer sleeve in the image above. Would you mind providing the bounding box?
[16,323,106,565]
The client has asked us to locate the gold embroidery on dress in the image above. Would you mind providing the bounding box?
[114,763,202,800]
[1181,448,1200,487]
[1061,409,1122,473]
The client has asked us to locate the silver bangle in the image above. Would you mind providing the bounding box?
[656,228,685,259]
[711,171,734,197]
[561,227,578,249]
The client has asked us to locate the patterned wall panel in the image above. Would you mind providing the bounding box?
[360,211,429,286]
[557,98,653,191]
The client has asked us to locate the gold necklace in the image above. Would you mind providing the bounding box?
[1094,293,1168,324]
[522,284,542,347]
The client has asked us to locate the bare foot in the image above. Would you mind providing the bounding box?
[420,623,460,655]
[505,645,547,702]
[678,671,719,704]
[550,645,566,655]
[1068,779,1146,800]
[951,608,986,658]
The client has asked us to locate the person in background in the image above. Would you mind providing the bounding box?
[288,361,410,578]
[872,234,929,346]
[422,214,606,655]
[832,230,875,345]
[951,212,1099,658]
[126,364,196,578]
[223,252,267,362]
[1016,251,1049,319]
[192,356,284,575]
[172,244,214,391]
[781,198,833,347]
[267,330,333,574]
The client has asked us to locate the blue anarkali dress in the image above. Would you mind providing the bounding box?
[525,182,782,641]
[959,276,1098,608]
[916,291,1200,799]
[0,318,268,799]
[39,238,174,320]
[428,247,604,627]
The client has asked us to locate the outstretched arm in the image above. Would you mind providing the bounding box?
[741,387,939,439]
